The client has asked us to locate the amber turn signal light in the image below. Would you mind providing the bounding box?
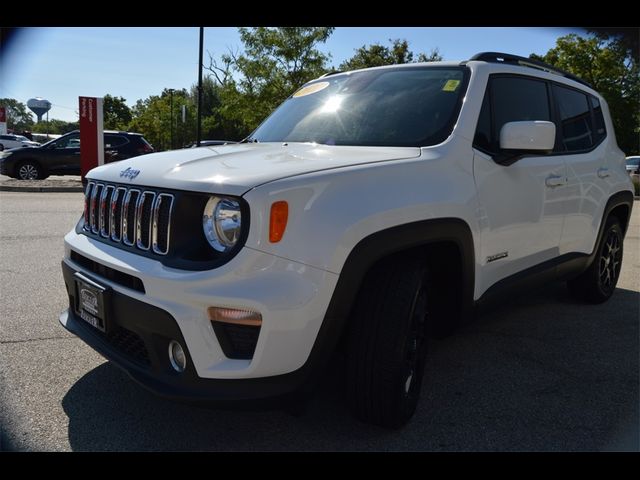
[269,201,288,243]
[207,306,262,327]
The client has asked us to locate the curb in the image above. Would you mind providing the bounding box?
[0,185,83,193]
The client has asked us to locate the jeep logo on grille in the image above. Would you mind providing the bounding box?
[120,167,140,180]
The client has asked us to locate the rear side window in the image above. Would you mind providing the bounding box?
[552,84,594,152]
[104,134,128,148]
[473,76,550,153]
[590,96,606,144]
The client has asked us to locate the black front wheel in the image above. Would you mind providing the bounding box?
[567,217,623,304]
[346,256,430,428]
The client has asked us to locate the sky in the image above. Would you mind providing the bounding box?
[0,27,583,123]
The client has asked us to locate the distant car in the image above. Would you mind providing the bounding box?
[188,140,237,148]
[626,156,640,175]
[0,134,40,151]
[0,130,154,180]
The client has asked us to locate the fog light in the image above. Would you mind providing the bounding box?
[168,340,187,373]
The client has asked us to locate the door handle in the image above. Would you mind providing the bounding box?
[545,174,566,188]
[73,152,81,155]
[597,167,610,179]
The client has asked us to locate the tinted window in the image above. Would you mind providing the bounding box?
[54,134,80,149]
[104,134,128,148]
[475,76,551,153]
[553,84,593,152]
[473,90,492,152]
[590,96,606,143]
[250,67,468,147]
[0,135,9,140]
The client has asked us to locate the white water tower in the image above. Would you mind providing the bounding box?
[27,97,52,122]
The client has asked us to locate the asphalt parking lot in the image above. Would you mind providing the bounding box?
[0,190,638,451]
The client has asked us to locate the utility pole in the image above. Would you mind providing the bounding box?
[168,88,174,150]
[197,27,203,147]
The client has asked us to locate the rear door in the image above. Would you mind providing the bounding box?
[550,86,610,256]
[473,75,568,295]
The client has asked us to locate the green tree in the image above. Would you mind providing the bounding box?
[206,27,334,137]
[0,98,35,131]
[103,94,132,130]
[31,118,78,134]
[129,88,197,150]
[531,34,639,154]
[339,39,442,71]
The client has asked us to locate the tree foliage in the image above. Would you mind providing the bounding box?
[206,27,334,137]
[31,119,78,134]
[103,94,132,130]
[532,34,639,154]
[339,39,442,71]
[0,98,35,131]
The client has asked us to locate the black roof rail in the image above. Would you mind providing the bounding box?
[318,70,342,79]
[469,52,593,89]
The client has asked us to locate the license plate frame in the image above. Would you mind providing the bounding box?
[74,272,110,333]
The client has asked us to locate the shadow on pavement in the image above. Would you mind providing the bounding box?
[62,284,639,451]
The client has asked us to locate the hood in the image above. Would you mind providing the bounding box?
[87,143,421,196]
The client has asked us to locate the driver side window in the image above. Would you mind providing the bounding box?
[55,134,81,149]
[473,75,551,154]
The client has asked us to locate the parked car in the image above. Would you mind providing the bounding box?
[0,134,40,151]
[188,140,238,148]
[59,52,634,428]
[0,130,154,180]
[626,156,640,175]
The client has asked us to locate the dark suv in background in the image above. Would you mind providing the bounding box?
[0,130,154,180]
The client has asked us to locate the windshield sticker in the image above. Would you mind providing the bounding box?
[442,79,461,92]
[293,82,330,98]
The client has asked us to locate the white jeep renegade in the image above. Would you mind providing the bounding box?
[60,52,634,427]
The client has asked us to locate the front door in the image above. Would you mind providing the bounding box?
[472,75,567,296]
[47,133,81,173]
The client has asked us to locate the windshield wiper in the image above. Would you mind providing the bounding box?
[240,137,259,144]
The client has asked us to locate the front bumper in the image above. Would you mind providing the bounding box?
[60,229,340,402]
[61,260,327,403]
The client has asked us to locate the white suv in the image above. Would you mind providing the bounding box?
[60,52,634,427]
[0,134,40,151]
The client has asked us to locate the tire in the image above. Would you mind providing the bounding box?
[567,217,623,304]
[346,256,430,428]
[16,160,46,180]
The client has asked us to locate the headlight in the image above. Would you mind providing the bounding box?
[202,196,242,252]
[0,151,12,159]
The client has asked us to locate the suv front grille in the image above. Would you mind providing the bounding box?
[83,181,174,255]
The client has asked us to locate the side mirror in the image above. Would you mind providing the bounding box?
[500,120,555,151]
[494,121,555,166]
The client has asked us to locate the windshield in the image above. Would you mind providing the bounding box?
[249,66,468,147]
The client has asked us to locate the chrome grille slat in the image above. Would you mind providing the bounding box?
[90,184,104,234]
[110,187,126,242]
[136,191,156,250]
[122,189,140,247]
[83,182,94,231]
[152,194,174,255]
[100,186,115,238]
[83,182,173,256]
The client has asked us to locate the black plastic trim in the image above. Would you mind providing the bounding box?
[299,218,476,383]
[70,250,145,293]
[476,190,634,310]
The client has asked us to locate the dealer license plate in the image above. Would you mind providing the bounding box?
[74,272,109,333]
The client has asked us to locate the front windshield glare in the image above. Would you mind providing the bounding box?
[250,66,467,147]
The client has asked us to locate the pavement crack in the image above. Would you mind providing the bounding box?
[0,335,72,344]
